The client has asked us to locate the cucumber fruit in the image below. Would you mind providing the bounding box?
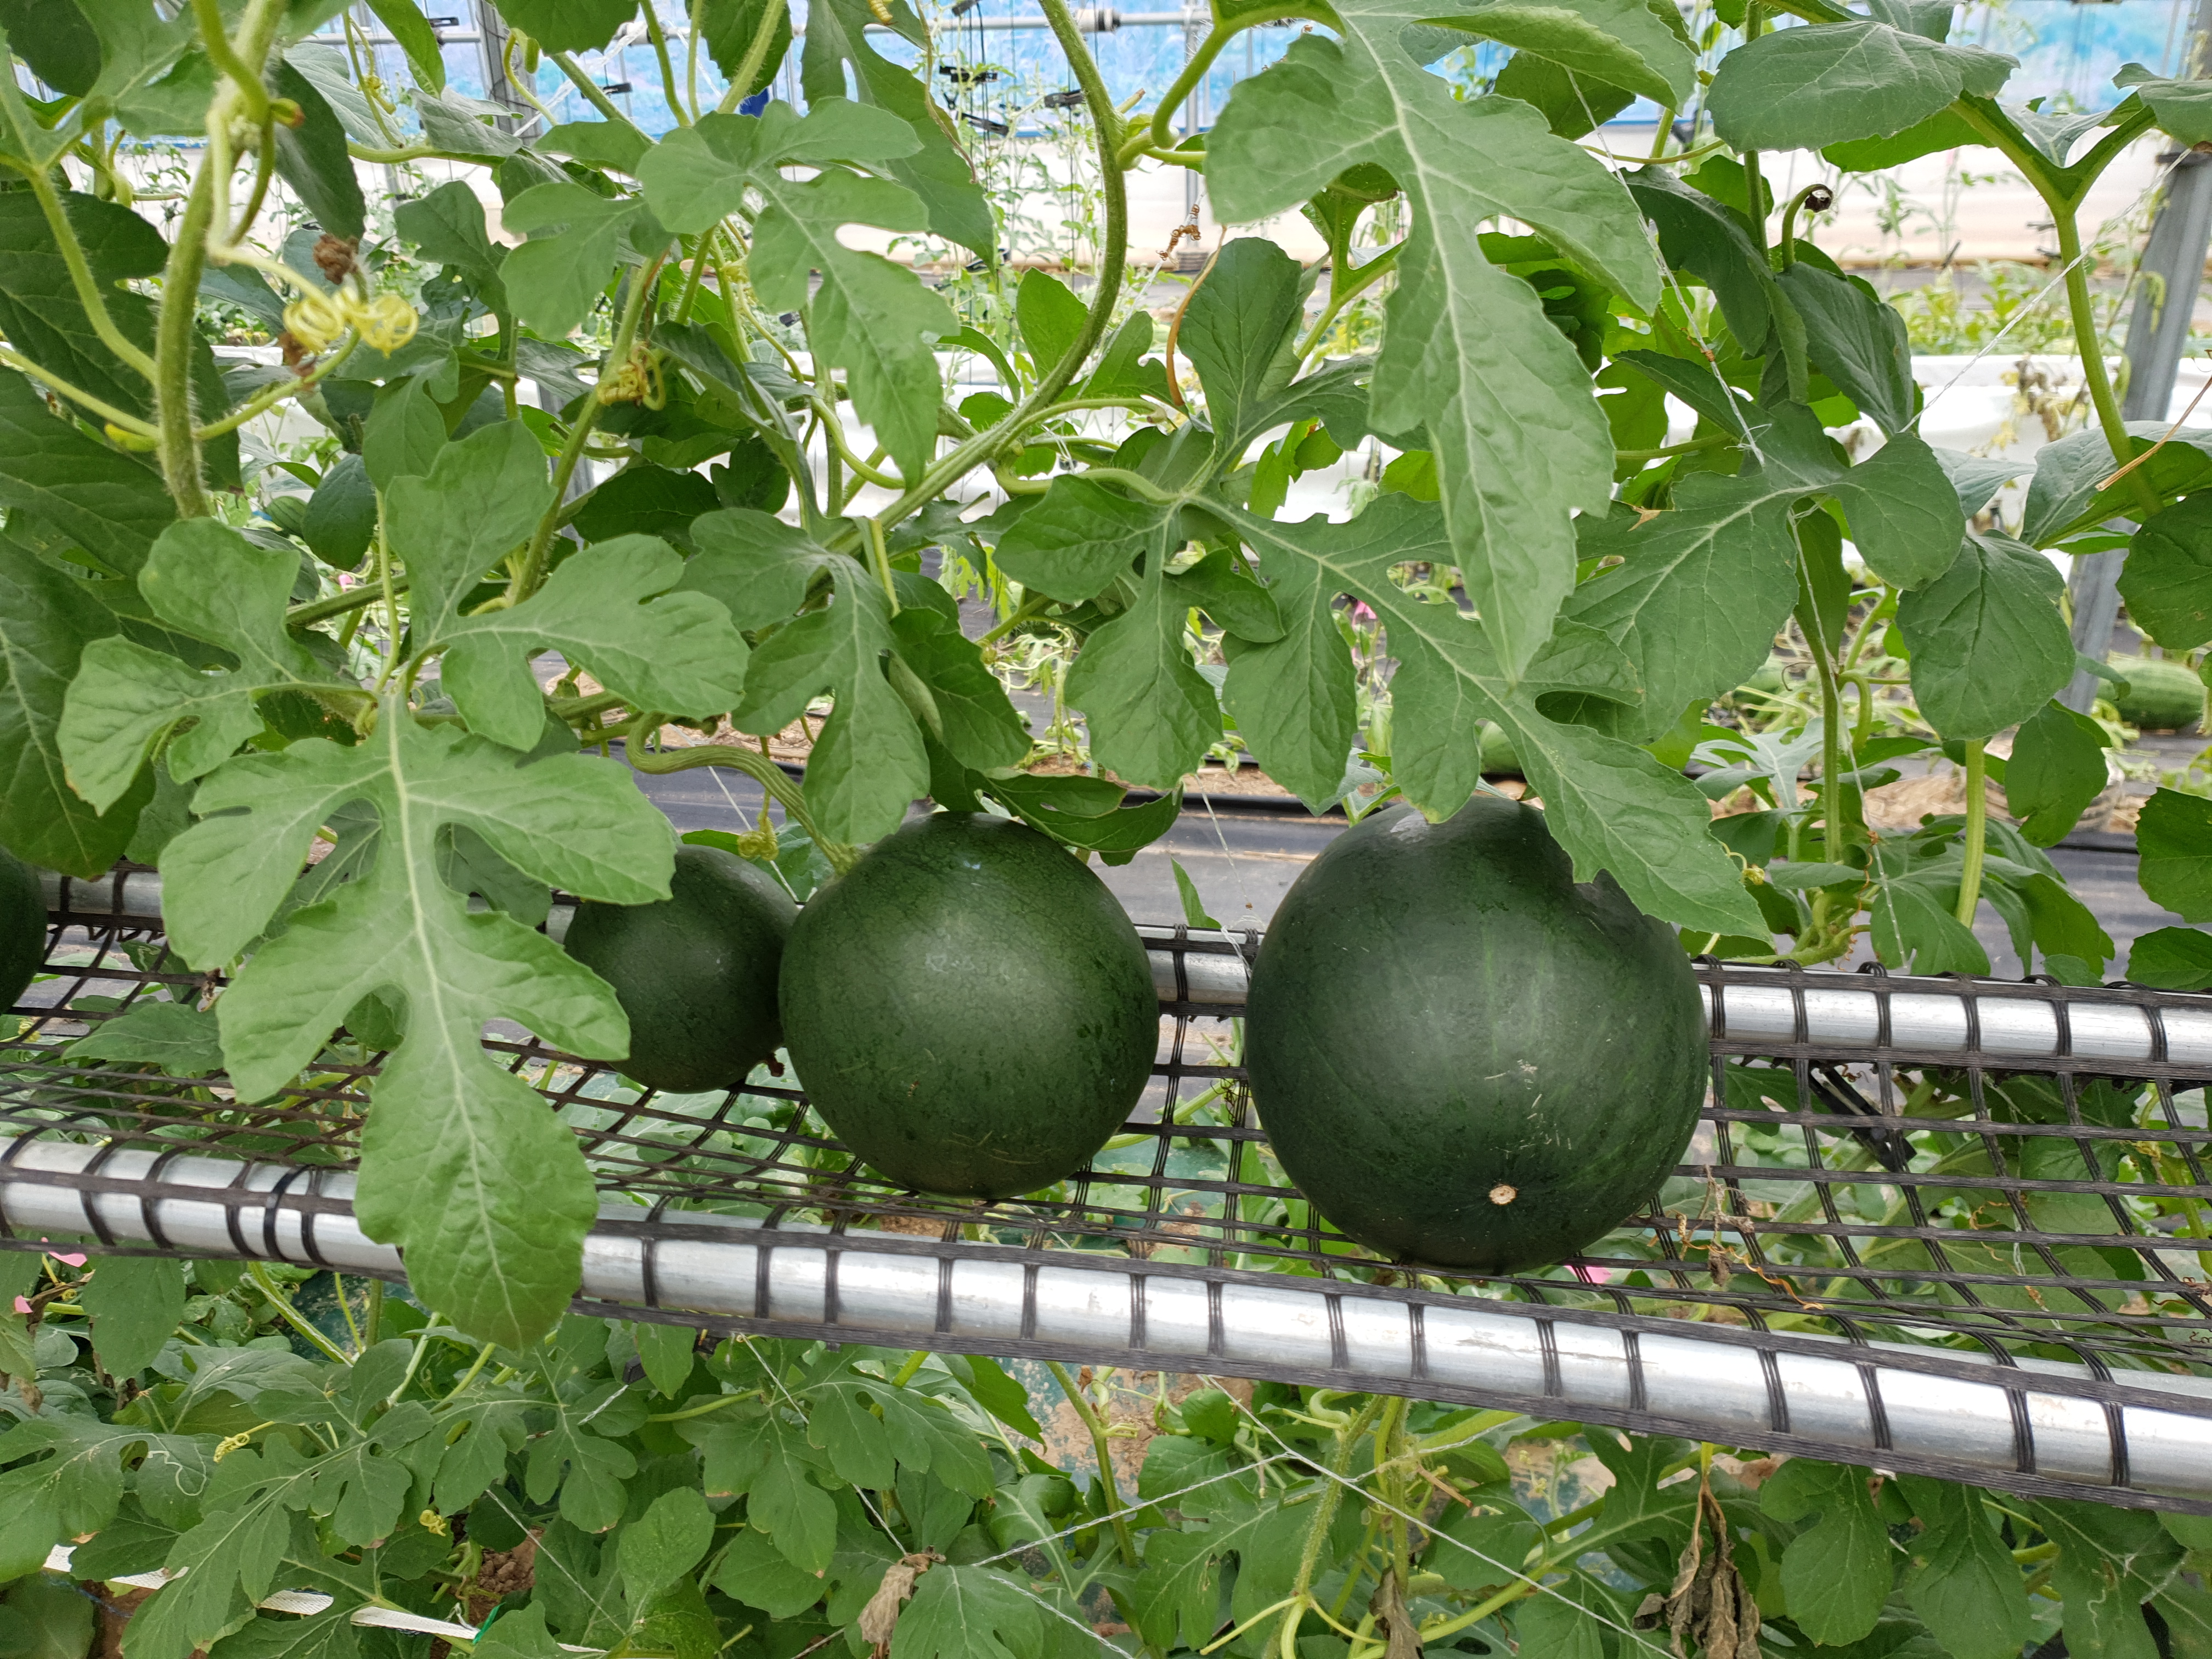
[2109,654,2204,732]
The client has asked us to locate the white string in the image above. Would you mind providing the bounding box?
[749,1345,914,1552]
[1909,160,2176,437]
[1906,247,2100,433]
[961,1448,1305,1571]
[703,761,755,832]
[1208,1379,1671,1654]
[484,1482,628,1639]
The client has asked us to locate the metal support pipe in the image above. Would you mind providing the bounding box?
[29,882,2212,1503]
[41,874,2212,1069]
[325,8,1186,46]
[2,1136,2208,1504]
[2062,0,2212,713]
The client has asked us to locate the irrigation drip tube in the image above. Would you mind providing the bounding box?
[18,868,2212,1511]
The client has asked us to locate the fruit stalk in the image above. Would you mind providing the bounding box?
[1955,738,1989,926]
[1046,1361,1139,1567]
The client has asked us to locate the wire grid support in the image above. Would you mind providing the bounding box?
[13,870,2212,1512]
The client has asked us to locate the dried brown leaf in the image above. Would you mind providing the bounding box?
[1370,1566,1424,1658]
[1632,1481,1761,1659]
[859,1550,940,1654]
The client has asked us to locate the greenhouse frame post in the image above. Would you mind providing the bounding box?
[2063,0,2212,712]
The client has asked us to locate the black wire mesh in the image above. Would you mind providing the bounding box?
[12,870,2212,1510]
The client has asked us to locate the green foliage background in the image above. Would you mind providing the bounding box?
[5,0,2212,1646]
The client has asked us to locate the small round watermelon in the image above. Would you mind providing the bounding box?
[778,813,1156,1199]
[1245,795,1708,1271]
[565,843,796,1094]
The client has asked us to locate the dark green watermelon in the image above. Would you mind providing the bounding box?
[565,843,797,1095]
[777,812,1157,1199]
[0,848,41,1012]
[1245,795,1707,1271]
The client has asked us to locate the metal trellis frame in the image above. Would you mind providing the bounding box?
[13,868,2212,1511]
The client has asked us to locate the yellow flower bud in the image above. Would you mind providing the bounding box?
[420,1508,450,1537]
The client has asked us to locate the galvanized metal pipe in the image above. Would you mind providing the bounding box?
[42,873,2212,1064]
[0,1136,2205,1499]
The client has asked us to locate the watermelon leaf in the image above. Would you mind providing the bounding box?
[2005,699,2112,845]
[1762,1458,1892,1645]
[0,534,152,875]
[639,105,952,478]
[731,552,927,844]
[1899,1479,2034,1659]
[1063,527,1223,791]
[1895,532,2075,740]
[59,518,356,812]
[1707,21,2013,153]
[1207,26,1654,681]
[1219,495,1763,937]
[158,703,665,1346]
[991,476,1169,604]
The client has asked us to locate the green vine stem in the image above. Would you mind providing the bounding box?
[1026,0,1127,397]
[1297,243,1402,360]
[1776,183,1832,268]
[853,0,1128,545]
[22,168,156,381]
[290,572,413,627]
[1374,1396,1411,1588]
[1132,4,1312,161]
[1044,1361,1138,1567]
[155,153,218,515]
[247,1262,352,1363]
[1955,737,1989,926]
[625,742,860,873]
[1813,636,1848,867]
[549,50,633,125]
[197,332,360,439]
[158,0,287,514]
[0,345,158,437]
[228,108,279,246]
[864,516,900,611]
[645,10,688,128]
[514,252,667,600]
[1616,433,1735,462]
[2051,205,2161,514]
[721,0,788,114]
[190,0,270,120]
[1276,1396,1387,1657]
[1740,4,1768,255]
